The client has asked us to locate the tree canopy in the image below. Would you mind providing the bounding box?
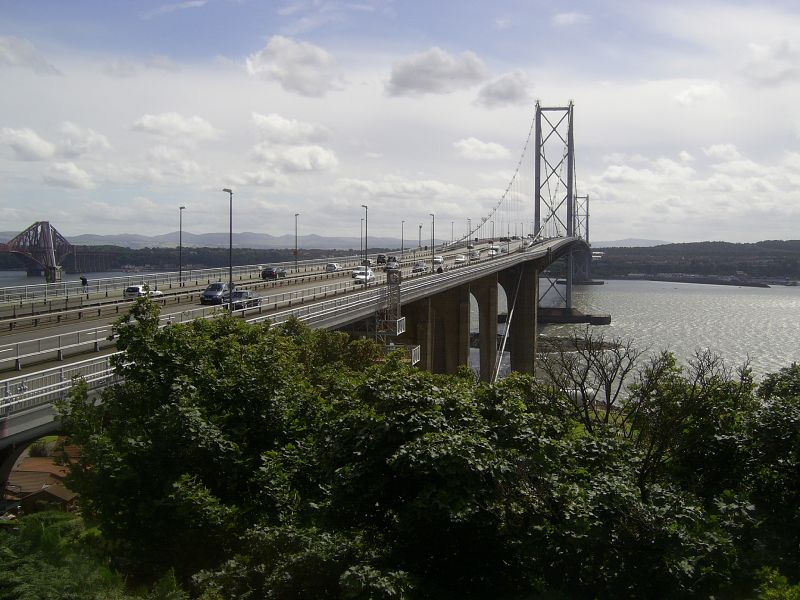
[32,299,800,598]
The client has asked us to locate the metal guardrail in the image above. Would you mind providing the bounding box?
[0,248,440,304]
[1,354,119,417]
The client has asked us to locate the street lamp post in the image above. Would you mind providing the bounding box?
[360,218,364,260]
[362,204,368,267]
[429,213,435,272]
[401,220,405,259]
[221,188,233,311]
[418,223,422,249]
[451,220,454,245]
[179,205,185,285]
[294,213,299,272]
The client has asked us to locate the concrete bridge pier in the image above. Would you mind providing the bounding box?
[401,285,470,374]
[499,263,539,375]
[471,274,498,382]
[430,284,471,374]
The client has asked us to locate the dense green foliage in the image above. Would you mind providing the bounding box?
[31,299,800,598]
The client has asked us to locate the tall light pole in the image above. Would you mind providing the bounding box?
[362,204,368,267]
[429,213,435,272]
[467,218,472,245]
[418,223,422,249]
[491,220,495,240]
[221,188,233,311]
[179,205,185,285]
[360,218,364,261]
[450,220,454,245]
[401,220,405,259]
[294,213,299,272]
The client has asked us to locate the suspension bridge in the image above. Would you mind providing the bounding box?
[0,101,603,467]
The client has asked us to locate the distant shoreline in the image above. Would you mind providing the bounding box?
[604,275,797,288]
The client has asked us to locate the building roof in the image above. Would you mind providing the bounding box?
[15,457,68,479]
[23,484,77,503]
[5,471,61,497]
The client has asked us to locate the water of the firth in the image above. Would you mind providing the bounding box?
[515,279,798,379]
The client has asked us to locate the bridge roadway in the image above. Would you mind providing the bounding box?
[0,237,583,451]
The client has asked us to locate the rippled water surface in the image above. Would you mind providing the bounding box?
[540,280,800,378]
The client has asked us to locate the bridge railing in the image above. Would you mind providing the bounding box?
[0,247,449,304]
[1,355,118,417]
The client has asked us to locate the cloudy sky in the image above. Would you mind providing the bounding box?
[1,0,799,243]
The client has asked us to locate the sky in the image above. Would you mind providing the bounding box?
[1,0,799,244]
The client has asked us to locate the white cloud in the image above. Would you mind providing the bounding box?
[454,137,511,160]
[0,36,60,75]
[476,70,532,108]
[252,144,338,172]
[0,127,56,160]
[493,17,512,30]
[246,36,342,97]
[58,122,112,158]
[141,0,209,20]
[673,81,726,106]
[252,112,330,144]
[743,39,800,85]
[145,146,202,180]
[43,162,94,189]
[679,150,694,162]
[147,55,180,72]
[703,143,742,162]
[551,12,589,27]
[103,60,138,78]
[334,175,467,201]
[236,169,289,188]
[132,112,217,140]
[386,47,488,96]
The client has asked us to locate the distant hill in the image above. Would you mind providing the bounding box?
[593,238,671,248]
[0,230,416,250]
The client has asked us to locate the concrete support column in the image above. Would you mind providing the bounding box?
[471,274,498,381]
[430,284,471,374]
[401,297,433,371]
[499,263,539,375]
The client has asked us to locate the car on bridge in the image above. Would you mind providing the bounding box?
[354,268,375,285]
[325,263,342,273]
[352,265,368,278]
[201,282,232,305]
[433,255,444,265]
[454,254,467,266]
[230,289,261,309]
[385,258,400,270]
[262,266,287,280]
[412,261,428,273]
[376,254,387,265]
[470,250,481,260]
[123,285,163,300]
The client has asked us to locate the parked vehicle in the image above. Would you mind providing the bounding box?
[433,255,444,265]
[453,254,466,265]
[201,282,231,305]
[376,254,387,265]
[123,285,163,300]
[230,290,261,309]
[411,262,428,273]
[354,268,375,285]
[262,266,287,280]
[325,263,342,273]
